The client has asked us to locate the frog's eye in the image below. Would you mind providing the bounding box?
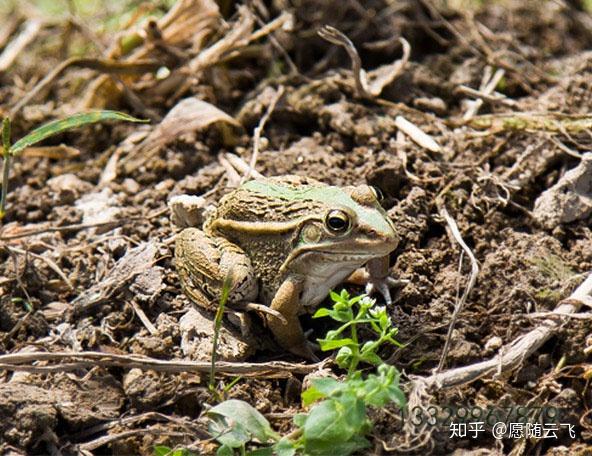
[325,210,351,234]
[370,186,384,202]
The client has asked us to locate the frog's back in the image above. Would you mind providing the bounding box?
[213,175,329,224]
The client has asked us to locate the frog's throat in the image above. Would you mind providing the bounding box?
[277,244,389,275]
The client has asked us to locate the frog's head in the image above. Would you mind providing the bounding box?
[216,177,399,275]
[291,183,399,261]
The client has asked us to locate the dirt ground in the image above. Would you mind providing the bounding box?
[0,0,592,454]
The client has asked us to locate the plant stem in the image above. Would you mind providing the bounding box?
[1,117,11,220]
[348,320,359,376]
[209,270,233,396]
[0,153,9,220]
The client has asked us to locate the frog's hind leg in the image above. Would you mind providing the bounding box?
[175,228,258,311]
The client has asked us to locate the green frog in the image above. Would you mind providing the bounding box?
[175,175,400,359]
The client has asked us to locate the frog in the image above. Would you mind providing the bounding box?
[175,175,400,360]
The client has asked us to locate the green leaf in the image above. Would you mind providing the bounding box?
[379,313,389,330]
[335,346,353,369]
[273,437,296,456]
[303,399,354,443]
[387,384,407,408]
[153,447,193,456]
[216,445,235,456]
[209,416,250,448]
[312,307,331,318]
[301,387,325,406]
[247,448,274,455]
[318,337,355,351]
[10,110,147,156]
[153,446,173,456]
[331,308,353,322]
[310,377,341,395]
[329,290,345,304]
[302,397,369,456]
[293,413,307,427]
[208,399,278,443]
[359,351,383,366]
[301,377,341,405]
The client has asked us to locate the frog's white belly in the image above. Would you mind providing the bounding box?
[298,254,370,310]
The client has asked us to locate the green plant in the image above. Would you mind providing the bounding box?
[153,445,196,456]
[0,111,146,219]
[205,290,406,456]
[314,290,404,375]
[208,269,242,401]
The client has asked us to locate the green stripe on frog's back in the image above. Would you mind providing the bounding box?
[243,179,393,234]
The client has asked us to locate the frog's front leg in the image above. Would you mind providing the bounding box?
[175,228,259,311]
[267,277,319,361]
[347,256,407,305]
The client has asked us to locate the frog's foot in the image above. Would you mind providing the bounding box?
[237,302,287,324]
[290,340,320,362]
[347,269,408,304]
[365,277,408,305]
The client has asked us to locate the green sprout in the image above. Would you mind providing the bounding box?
[0,110,146,220]
[314,289,404,376]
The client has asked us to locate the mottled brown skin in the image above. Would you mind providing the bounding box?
[175,175,399,359]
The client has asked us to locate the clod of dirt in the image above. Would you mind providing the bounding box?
[0,383,58,448]
[168,194,209,228]
[130,266,165,302]
[123,368,177,410]
[533,153,592,229]
[75,187,122,229]
[70,242,159,318]
[47,173,92,205]
[179,307,255,361]
[53,372,124,430]
[387,186,430,248]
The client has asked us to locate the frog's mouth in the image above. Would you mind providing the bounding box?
[315,237,398,255]
[279,243,396,275]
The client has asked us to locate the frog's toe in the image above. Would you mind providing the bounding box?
[365,280,392,304]
[290,341,320,362]
[365,277,408,305]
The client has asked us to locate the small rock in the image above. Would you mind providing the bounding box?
[179,307,254,361]
[484,335,502,353]
[121,178,140,194]
[47,174,92,205]
[75,188,122,230]
[533,153,592,229]
[168,194,208,228]
[414,97,448,115]
[130,267,165,302]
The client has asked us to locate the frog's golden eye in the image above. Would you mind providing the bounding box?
[370,186,384,202]
[325,210,350,234]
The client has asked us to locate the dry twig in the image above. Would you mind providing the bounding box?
[395,115,441,152]
[0,19,42,72]
[0,350,323,377]
[436,206,480,372]
[243,85,285,182]
[462,67,505,121]
[4,244,73,290]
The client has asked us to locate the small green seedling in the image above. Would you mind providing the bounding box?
[0,110,146,219]
[314,290,404,375]
[153,445,196,456]
[205,290,406,456]
[208,269,242,401]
